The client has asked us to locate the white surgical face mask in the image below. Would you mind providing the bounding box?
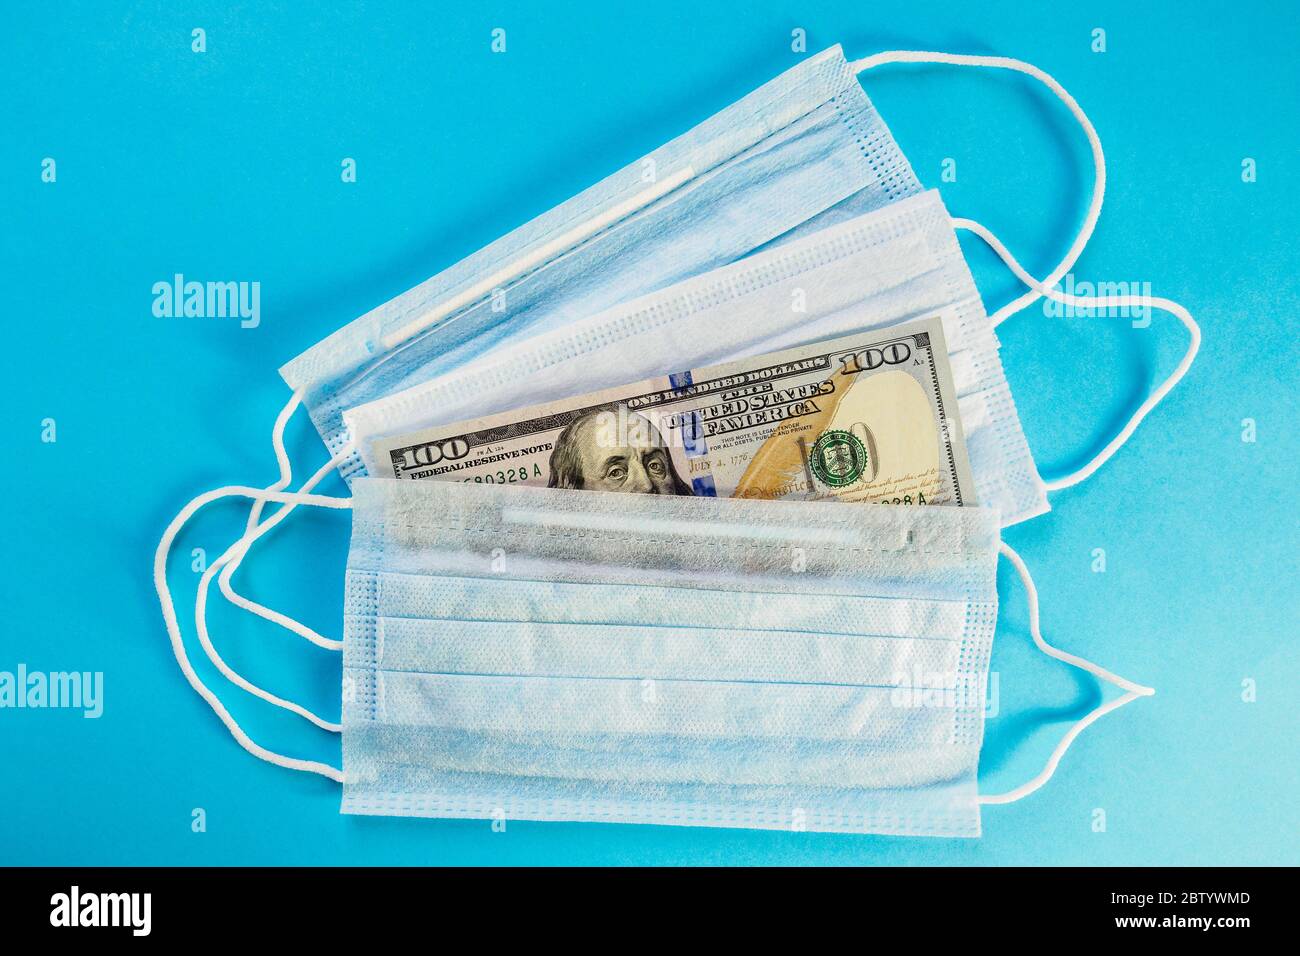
[260,45,1194,525]
[156,478,1154,836]
[281,45,920,477]
[344,188,1049,527]
[292,48,1196,528]
[155,45,1198,834]
[343,480,1002,834]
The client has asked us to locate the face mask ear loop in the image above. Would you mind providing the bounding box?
[954,218,1201,490]
[979,543,1154,805]
[192,446,355,733]
[214,391,345,650]
[852,50,1105,328]
[154,482,351,782]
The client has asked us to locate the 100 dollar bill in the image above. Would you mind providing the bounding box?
[371,315,976,506]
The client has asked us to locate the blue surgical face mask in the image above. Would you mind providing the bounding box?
[344,188,1049,527]
[275,44,1196,516]
[155,478,1154,837]
[281,45,920,478]
[155,45,1196,835]
[340,478,1003,834]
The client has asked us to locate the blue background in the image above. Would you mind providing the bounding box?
[2,1,1296,866]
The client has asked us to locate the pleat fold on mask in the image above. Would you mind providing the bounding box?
[349,674,979,794]
[281,45,919,473]
[359,616,966,686]
[351,573,973,635]
[341,479,1000,836]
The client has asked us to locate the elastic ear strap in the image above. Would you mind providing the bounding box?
[216,436,346,663]
[851,50,1199,491]
[955,217,1200,490]
[177,391,346,736]
[979,543,1154,805]
[852,49,1105,327]
[192,448,353,735]
[217,391,344,650]
[154,480,351,782]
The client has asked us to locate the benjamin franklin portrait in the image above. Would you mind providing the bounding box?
[547,407,694,495]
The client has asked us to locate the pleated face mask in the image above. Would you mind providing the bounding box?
[156,478,1155,837]
[345,188,1049,527]
[270,47,1197,529]
[344,480,1001,834]
[155,45,1198,837]
[282,44,920,477]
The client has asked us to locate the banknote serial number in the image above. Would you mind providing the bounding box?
[874,493,928,505]
[462,465,544,485]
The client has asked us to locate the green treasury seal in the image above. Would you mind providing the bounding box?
[809,429,869,488]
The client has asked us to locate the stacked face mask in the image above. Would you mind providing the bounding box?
[157,42,1188,836]
[343,188,1048,526]
[342,478,1001,836]
[280,45,921,480]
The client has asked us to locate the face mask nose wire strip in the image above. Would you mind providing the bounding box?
[154,477,352,781]
[378,166,697,352]
[982,543,1154,805]
[953,218,1200,490]
[852,50,1105,329]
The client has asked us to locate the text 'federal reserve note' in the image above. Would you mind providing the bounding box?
[370,315,976,506]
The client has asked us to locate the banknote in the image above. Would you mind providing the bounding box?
[371,315,976,507]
